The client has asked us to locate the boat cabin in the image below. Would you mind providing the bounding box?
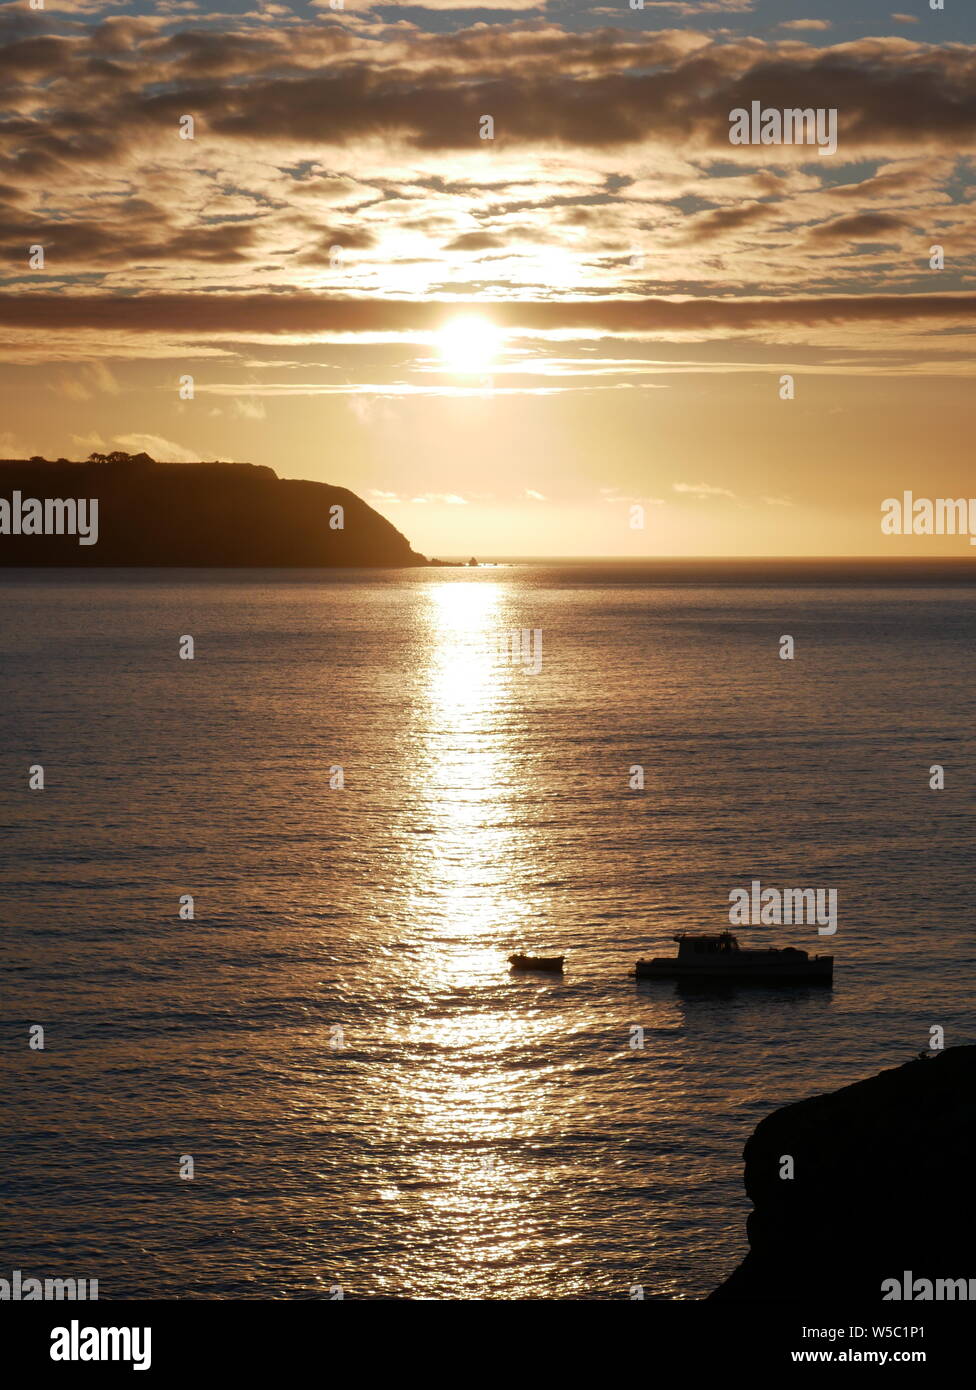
[673,931,741,956]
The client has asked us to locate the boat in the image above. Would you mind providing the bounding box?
[634,931,833,984]
[509,953,564,973]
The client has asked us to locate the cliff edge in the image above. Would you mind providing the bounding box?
[711,1046,976,1300]
[0,455,429,566]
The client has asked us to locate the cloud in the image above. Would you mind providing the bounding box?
[169,45,976,158]
[0,212,259,267]
[673,481,735,497]
[779,19,831,30]
[823,163,938,203]
[404,492,470,503]
[113,433,201,462]
[2,291,974,339]
[0,14,974,364]
[682,201,769,243]
[593,1,755,9]
[806,212,911,243]
[55,361,120,401]
[444,231,506,251]
[354,0,546,8]
[70,431,106,453]
[0,428,29,456]
[3,23,976,182]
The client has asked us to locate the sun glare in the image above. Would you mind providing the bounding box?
[436,316,504,375]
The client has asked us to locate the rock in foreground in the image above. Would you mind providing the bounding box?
[712,1047,976,1300]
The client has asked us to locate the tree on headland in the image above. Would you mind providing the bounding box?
[86,450,156,464]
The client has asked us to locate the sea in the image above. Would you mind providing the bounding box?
[1,565,974,1300]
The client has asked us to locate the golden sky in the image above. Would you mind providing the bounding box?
[1,0,974,555]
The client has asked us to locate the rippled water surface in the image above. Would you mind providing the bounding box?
[2,568,975,1299]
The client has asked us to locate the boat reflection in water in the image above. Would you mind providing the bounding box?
[635,931,833,985]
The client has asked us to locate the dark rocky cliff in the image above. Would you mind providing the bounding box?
[0,456,429,566]
[712,1046,976,1300]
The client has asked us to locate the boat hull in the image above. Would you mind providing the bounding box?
[635,957,833,985]
[509,954,564,973]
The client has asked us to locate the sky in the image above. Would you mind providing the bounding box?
[1,0,974,556]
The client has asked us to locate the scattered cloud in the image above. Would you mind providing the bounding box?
[673,481,736,498]
[112,433,201,462]
[0,429,29,456]
[55,362,121,402]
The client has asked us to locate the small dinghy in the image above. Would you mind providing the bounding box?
[509,953,564,973]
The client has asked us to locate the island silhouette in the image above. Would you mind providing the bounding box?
[0,454,431,566]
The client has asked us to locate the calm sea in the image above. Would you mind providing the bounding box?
[2,567,974,1299]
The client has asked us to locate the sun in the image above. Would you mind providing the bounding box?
[436,316,504,375]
